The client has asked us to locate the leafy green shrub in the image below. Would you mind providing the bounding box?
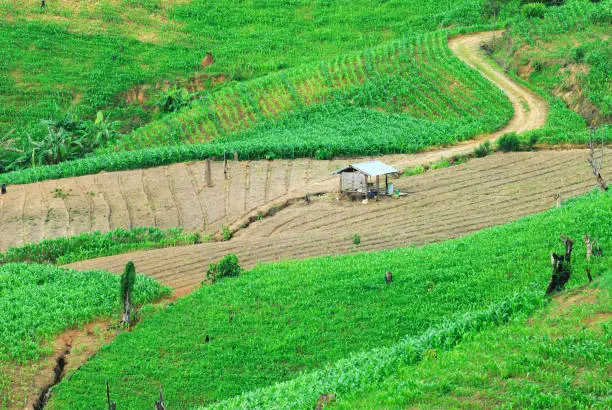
[221,225,232,241]
[497,132,522,152]
[403,165,425,177]
[522,3,546,18]
[155,87,192,113]
[0,227,200,265]
[353,233,361,245]
[429,159,451,170]
[206,254,242,283]
[474,141,492,158]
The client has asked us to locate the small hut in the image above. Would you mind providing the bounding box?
[331,160,398,198]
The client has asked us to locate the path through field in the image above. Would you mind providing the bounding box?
[0,31,547,252]
[68,150,608,295]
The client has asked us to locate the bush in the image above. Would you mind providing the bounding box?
[353,233,361,246]
[221,225,232,241]
[522,3,546,18]
[474,141,492,158]
[403,165,425,177]
[206,254,242,283]
[497,133,522,152]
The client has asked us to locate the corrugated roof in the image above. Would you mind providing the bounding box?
[331,160,398,177]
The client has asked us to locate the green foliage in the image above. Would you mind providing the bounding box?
[121,261,137,304]
[0,263,170,363]
[47,191,611,408]
[0,227,201,265]
[221,225,232,241]
[353,233,361,245]
[154,87,192,113]
[497,132,522,152]
[403,164,426,176]
[206,254,242,283]
[474,140,493,157]
[522,2,547,18]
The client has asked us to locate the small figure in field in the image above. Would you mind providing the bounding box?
[305,193,311,204]
[385,271,393,285]
[1,183,6,194]
[553,192,561,208]
[41,0,46,8]
[315,393,336,410]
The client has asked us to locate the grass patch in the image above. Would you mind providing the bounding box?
[48,190,611,408]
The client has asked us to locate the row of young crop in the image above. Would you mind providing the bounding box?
[0,227,202,265]
[108,30,511,152]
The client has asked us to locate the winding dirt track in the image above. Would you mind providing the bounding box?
[0,31,547,254]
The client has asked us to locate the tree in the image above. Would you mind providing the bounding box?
[482,0,508,48]
[586,127,608,191]
[121,261,137,324]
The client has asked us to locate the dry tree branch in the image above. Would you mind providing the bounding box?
[0,129,23,153]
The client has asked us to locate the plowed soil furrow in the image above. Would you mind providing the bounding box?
[61,177,92,236]
[95,175,130,230]
[142,167,180,229]
[44,181,70,239]
[166,164,205,231]
[22,183,45,245]
[120,170,155,228]
[65,150,609,293]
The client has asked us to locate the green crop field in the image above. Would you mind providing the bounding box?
[47,190,611,409]
[336,272,612,409]
[0,263,170,363]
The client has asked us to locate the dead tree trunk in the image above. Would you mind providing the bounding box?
[586,131,608,191]
[206,158,213,187]
[122,292,131,324]
[583,234,598,282]
[223,153,228,180]
[553,193,560,208]
[546,235,573,295]
[385,271,393,285]
[154,387,166,410]
[106,380,116,410]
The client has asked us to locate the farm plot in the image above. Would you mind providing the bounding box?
[67,149,609,295]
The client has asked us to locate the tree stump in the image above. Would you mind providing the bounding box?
[1,183,5,194]
[385,271,393,285]
[546,235,573,295]
[154,388,166,410]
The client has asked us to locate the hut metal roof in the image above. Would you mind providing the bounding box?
[331,160,398,177]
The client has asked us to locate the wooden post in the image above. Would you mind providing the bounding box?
[224,153,228,180]
[206,159,213,187]
[1,183,5,194]
[233,151,239,161]
[583,234,598,282]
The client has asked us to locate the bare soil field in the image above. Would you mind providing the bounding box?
[67,150,607,296]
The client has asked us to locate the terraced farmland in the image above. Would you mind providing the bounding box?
[0,31,546,253]
[68,149,609,295]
